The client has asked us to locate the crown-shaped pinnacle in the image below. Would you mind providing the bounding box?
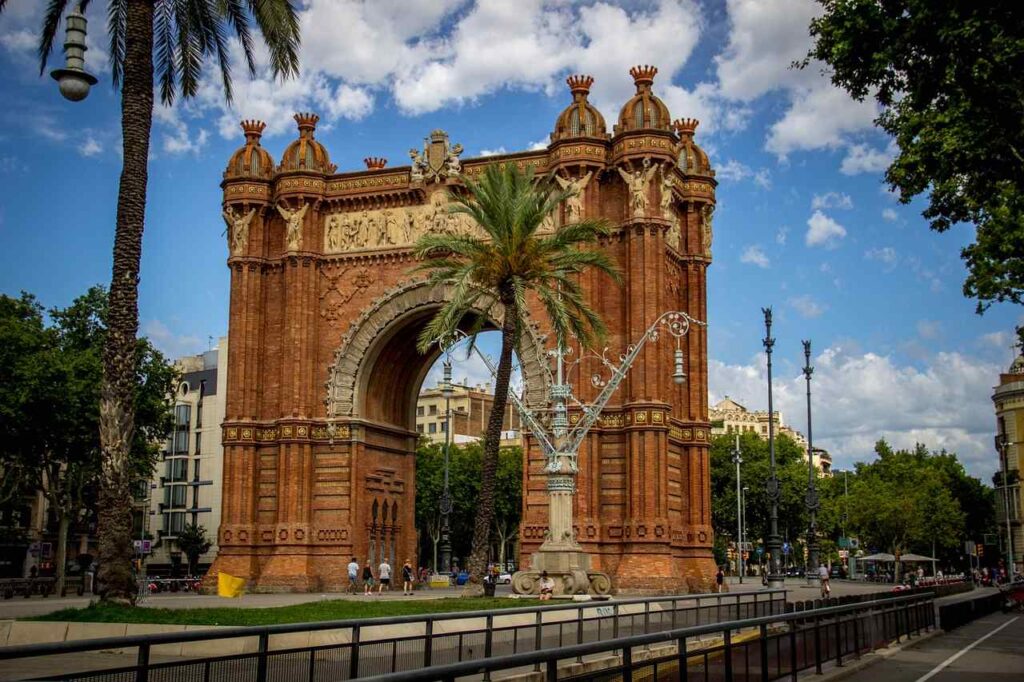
[629,65,658,88]
[240,119,266,140]
[294,112,320,135]
[364,157,387,170]
[566,74,594,96]
[673,118,699,135]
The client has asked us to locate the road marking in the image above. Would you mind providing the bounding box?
[914,616,1019,682]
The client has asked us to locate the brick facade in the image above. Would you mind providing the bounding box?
[211,68,717,592]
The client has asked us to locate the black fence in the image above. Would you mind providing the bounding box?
[938,591,1005,631]
[0,590,788,682]
[359,592,936,682]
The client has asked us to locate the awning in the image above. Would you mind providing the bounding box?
[898,553,936,562]
[859,553,896,562]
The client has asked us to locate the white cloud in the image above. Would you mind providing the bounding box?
[788,294,826,318]
[841,141,896,175]
[740,245,770,268]
[979,331,1011,350]
[709,347,1002,477]
[811,191,853,211]
[78,136,102,157]
[916,320,942,340]
[143,320,206,359]
[528,138,550,151]
[766,83,880,158]
[776,227,788,245]
[716,159,771,188]
[805,210,847,248]
[882,208,898,222]
[479,147,508,157]
[864,246,898,271]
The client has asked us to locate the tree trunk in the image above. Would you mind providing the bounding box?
[462,295,517,596]
[54,513,70,597]
[96,0,155,605]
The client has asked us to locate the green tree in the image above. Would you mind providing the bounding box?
[413,164,620,593]
[176,524,213,576]
[493,446,522,569]
[0,0,300,603]
[805,1,1024,331]
[0,288,175,594]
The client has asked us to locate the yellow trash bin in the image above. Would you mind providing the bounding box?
[217,572,246,598]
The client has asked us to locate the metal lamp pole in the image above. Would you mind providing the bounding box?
[803,341,820,585]
[762,307,784,588]
[438,360,454,576]
[997,434,1016,577]
[742,485,749,579]
[734,435,744,583]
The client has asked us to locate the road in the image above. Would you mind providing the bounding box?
[841,611,1024,681]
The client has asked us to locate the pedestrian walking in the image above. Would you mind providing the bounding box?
[362,561,373,595]
[715,566,724,593]
[347,556,359,594]
[402,559,414,595]
[378,558,392,594]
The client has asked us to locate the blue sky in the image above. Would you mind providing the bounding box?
[0,0,1017,478]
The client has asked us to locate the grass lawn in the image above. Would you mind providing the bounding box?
[28,597,524,627]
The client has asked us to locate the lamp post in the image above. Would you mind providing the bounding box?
[439,310,703,595]
[996,433,1016,577]
[733,434,744,583]
[802,340,820,586]
[762,307,784,588]
[438,359,454,576]
[50,5,98,101]
[742,485,749,579]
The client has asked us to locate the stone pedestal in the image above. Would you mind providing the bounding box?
[512,542,611,596]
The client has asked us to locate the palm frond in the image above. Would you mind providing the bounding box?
[247,0,300,79]
[107,0,126,87]
[154,0,176,104]
[37,0,70,75]
[219,0,256,77]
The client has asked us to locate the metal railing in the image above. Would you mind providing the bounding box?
[0,590,787,681]
[358,592,936,682]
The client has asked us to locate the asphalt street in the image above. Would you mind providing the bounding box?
[842,611,1024,681]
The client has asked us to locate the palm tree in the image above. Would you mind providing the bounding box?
[1,0,300,603]
[413,163,621,594]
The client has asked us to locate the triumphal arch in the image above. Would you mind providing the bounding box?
[212,66,717,592]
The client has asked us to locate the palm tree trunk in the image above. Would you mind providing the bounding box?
[54,513,70,597]
[96,0,155,605]
[463,295,517,595]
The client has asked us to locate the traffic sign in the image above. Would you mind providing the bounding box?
[838,550,849,559]
[783,542,791,555]
[965,541,976,556]
[838,537,850,549]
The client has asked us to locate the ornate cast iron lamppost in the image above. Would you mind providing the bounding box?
[802,340,820,586]
[439,310,703,595]
[762,307,785,588]
[50,5,98,101]
[438,359,455,577]
[995,433,1017,577]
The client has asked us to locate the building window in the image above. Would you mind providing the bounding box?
[416,424,423,434]
[166,458,187,483]
[428,423,437,434]
[429,404,438,416]
[417,406,425,417]
[165,511,185,535]
[165,485,186,508]
[440,421,447,433]
[193,459,201,480]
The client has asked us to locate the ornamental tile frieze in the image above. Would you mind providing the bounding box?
[223,421,351,444]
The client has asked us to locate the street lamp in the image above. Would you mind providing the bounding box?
[762,307,784,588]
[995,433,1016,577]
[438,310,704,595]
[742,485,749,579]
[802,340,820,586]
[438,359,454,576]
[733,434,744,583]
[50,5,98,102]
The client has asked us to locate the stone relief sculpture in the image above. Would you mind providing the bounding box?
[409,130,463,183]
[555,170,593,223]
[277,201,309,251]
[667,211,681,251]
[223,205,256,255]
[618,157,658,218]
[701,204,715,257]
[659,164,676,219]
[409,147,428,182]
[325,214,342,251]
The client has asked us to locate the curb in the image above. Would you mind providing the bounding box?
[810,627,944,681]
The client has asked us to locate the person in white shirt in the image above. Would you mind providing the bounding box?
[539,571,555,600]
[378,558,392,594]
[818,563,830,598]
[346,557,359,594]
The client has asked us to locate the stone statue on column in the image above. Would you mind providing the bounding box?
[618,157,657,218]
[555,170,593,223]
[223,205,256,255]
[701,204,715,257]
[659,164,676,220]
[277,201,309,251]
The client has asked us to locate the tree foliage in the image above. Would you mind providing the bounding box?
[806,1,1024,328]
[0,288,175,588]
[176,524,213,576]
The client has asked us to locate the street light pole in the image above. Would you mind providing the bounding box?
[742,485,749,580]
[734,434,744,583]
[438,360,454,576]
[762,307,784,588]
[996,434,1016,577]
[802,340,820,586]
